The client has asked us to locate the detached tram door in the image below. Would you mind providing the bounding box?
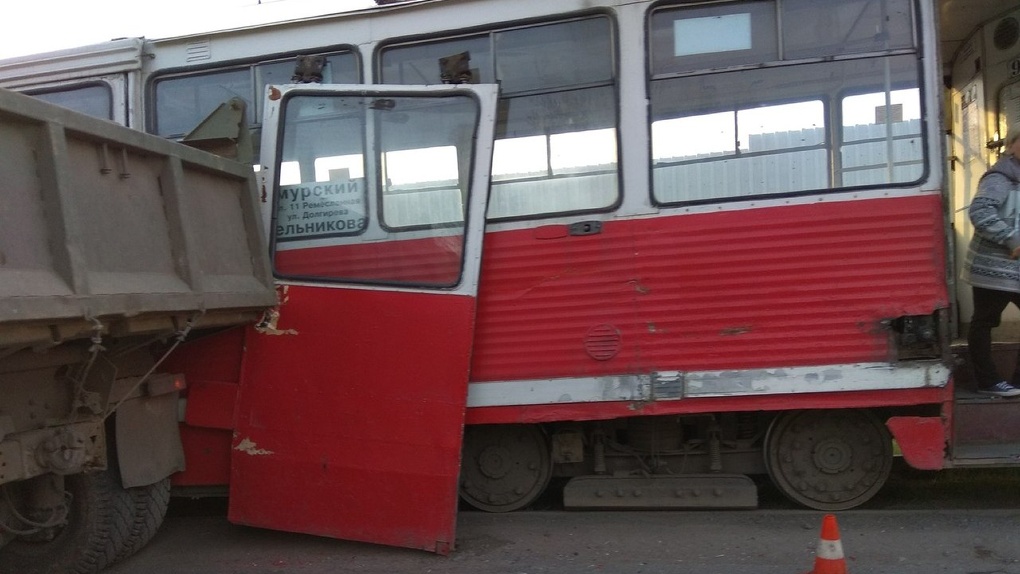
[228,84,499,554]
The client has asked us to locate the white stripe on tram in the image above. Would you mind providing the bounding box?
[466,361,949,408]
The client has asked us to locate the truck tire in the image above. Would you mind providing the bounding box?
[112,477,171,563]
[0,468,133,574]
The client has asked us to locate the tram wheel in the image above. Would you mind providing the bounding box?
[459,424,552,513]
[764,409,892,511]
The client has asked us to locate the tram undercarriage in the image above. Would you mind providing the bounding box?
[460,409,897,513]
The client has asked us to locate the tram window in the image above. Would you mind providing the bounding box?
[382,146,462,228]
[493,19,613,95]
[652,0,914,72]
[652,112,735,160]
[380,35,492,85]
[650,2,777,73]
[379,16,619,220]
[840,87,923,186]
[256,56,360,118]
[653,103,823,158]
[493,128,617,175]
[155,68,250,138]
[152,52,359,139]
[782,0,915,60]
[492,135,547,179]
[649,1,923,205]
[552,129,617,172]
[29,84,113,121]
[673,13,751,56]
[652,97,826,203]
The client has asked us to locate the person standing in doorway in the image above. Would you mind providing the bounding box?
[963,123,1020,397]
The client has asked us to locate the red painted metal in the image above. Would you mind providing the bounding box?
[227,285,476,554]
[887,416,947,470]
[183,380,238,430]
[168,191,952,525]
[171,193,952,485]
[172,426,233,486]
[274,235,461,285]
[165,327,248,486]
[162,326,246,385]
[471,194,947,381]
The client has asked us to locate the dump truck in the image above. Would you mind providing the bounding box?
[0,87,275,574]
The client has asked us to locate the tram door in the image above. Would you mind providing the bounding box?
[229,84,499,554]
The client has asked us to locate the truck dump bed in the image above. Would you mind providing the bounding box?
[0,88,275,346]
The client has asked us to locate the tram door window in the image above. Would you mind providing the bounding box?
[379,16,619,221]
[271,93,481,287]
[649,0,924,206]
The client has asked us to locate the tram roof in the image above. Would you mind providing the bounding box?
[146,0,1020,76]
[0,0,1014,76]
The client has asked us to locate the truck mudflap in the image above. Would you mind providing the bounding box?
[563,474,758,509]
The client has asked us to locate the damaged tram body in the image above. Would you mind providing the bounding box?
[1,0,1020,563]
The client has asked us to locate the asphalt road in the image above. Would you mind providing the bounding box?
[107,464,1020,574]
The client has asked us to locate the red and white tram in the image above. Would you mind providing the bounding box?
[2,0,1019,556]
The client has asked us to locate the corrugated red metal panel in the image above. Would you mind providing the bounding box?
[473,221,641,377]
[471,194,947,381]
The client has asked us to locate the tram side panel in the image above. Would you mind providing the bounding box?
[470,194,948,387]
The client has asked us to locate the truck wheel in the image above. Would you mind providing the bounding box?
[0,469,133,574]
[113,477,171,563]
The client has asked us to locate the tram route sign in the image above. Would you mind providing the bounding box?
[276,177,367,241]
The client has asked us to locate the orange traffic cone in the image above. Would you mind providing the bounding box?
[807,514,847,574]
